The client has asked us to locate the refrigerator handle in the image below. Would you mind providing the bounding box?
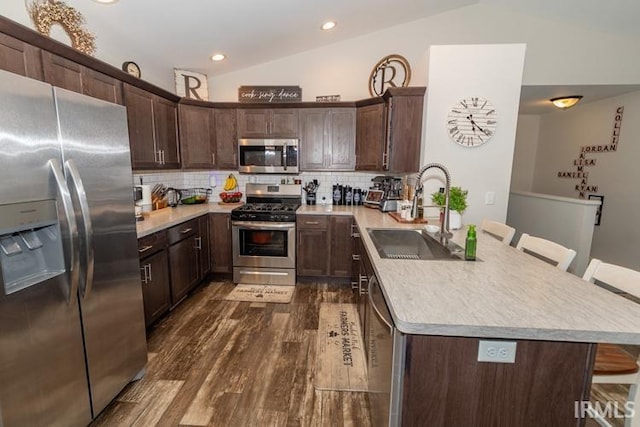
[64,159,95,300]
[49,159,80,305]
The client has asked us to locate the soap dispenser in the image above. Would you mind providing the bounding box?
[465,224,477,261]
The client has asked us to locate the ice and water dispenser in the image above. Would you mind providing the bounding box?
[0,200,66,295]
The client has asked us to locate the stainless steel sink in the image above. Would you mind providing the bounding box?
[367,228,465,261]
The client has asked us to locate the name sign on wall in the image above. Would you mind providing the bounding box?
[174,69,209,101]
[238,86,302,103]
[556,106,624,198]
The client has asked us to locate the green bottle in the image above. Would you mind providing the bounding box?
[465,224,477,261]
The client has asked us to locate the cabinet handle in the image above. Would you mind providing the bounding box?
[352,254,361,261]
[146,263,152,283]
[154,150,159,164]
[351,281,359,290]
[382,152,389,169]
[233,152,237,165]
[359,274,368,295]
[305,221,319,225]
[212,153,215,165]
[180,227,193,234]
[161,150,166,165]
[140,266,148,284]
[195,236,202,250]
[227,217,230,230]
[138,245,153,254]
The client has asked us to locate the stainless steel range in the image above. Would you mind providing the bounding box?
[232,183,301,286]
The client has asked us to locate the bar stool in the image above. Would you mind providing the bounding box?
[515,233,576,271]
[480,219,516,245]
[583,258,640,427]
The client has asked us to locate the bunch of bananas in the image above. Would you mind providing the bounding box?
[223,174,238,192]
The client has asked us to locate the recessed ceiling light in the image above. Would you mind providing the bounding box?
[210,53,226,62]
[321,21,336,31]
[92,0,119,4]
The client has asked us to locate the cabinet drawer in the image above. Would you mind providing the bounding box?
[167,218,199,245]
[138,231,167,258]
[297,215,329,229]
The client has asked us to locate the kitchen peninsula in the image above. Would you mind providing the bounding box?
[139,203,640,426]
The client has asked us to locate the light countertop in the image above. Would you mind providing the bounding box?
[350,207,640,344]
[136,203,236,237]
[136,203,640,344]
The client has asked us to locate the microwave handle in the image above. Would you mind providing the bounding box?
[282,142,287,171]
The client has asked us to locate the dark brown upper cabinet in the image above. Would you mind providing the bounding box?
[213,108,238,169]
[124,84,180,170]
[42,51,123,104]
[179,103,238,170]
[0,32,43,80]
[355,87,425,173]
[299,107,356,171]
[179,104,215,169]
[355,102,385,171]
[382,87,426,173]
[237,108,299,138]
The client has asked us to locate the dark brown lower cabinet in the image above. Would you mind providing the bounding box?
[167,218,200,306]
[139,250,170,327]
[198,215,211,278]
[297,215,330,276]
[330,216,353,277]
[138,230,170,327]
[210,213,233,274]
[297,214,353,278]
[401,335,595,427]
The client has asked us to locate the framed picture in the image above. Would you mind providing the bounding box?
[174,69,209,101]
[588,194,604,226]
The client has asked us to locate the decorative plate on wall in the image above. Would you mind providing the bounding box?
[368,54,411,97]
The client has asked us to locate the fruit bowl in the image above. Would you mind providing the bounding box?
[220,191,243,203]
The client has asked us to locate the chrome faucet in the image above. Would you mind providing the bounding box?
[411,162,453,239]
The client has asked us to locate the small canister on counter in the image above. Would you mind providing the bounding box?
[353,188,362,206]
[344,185,353,205]
[333,184,343,205]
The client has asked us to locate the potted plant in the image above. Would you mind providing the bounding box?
[431,186,468,230]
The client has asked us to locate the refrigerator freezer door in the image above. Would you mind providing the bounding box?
[0,71,92,426]
[53,87,148,416]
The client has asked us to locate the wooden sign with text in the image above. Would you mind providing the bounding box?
[238,86,302,103]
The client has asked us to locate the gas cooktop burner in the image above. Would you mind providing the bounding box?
[235,203,299,212]
[231,202,300,222]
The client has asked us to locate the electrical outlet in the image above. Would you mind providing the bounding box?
[477,340,517,363]
[485,191,495,205]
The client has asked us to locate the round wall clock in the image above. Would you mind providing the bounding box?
[446,97,497,147]
[122,61,141,78]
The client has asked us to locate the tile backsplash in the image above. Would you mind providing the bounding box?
[133,170,397,203]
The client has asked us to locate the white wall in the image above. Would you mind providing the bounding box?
[531,90,640,271]
[209,4,640,102]
[510,115,540,191]
[421,44,525,226]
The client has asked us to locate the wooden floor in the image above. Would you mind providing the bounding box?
[91,279,633,427]
[91,280,372,427]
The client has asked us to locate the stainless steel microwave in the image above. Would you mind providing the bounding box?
[238,138,299,174]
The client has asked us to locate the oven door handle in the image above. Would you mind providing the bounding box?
[232,221,296,230]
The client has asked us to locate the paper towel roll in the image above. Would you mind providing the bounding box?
[136,185,152,212]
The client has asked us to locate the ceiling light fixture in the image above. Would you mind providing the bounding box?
[210,53,226,62]
[92,0,119,4]
[321,21,336,31]
[550,95,583,109]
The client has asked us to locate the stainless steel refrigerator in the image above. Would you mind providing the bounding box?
[0,70,147,426]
